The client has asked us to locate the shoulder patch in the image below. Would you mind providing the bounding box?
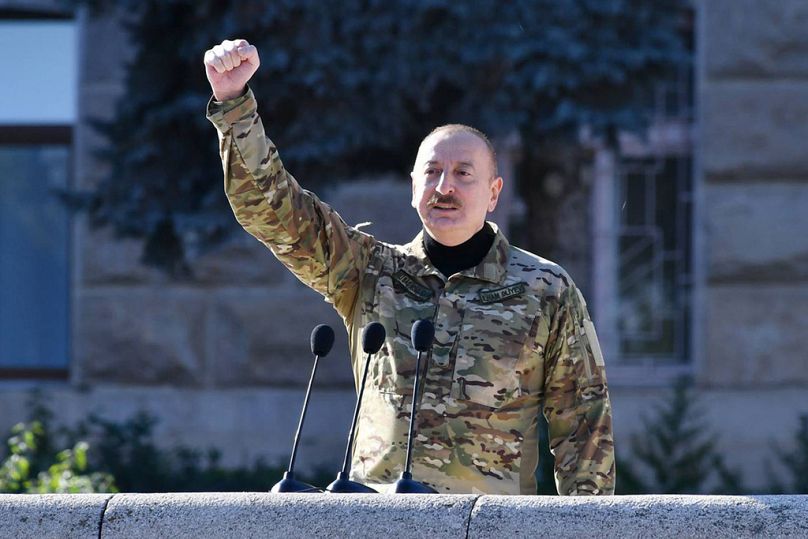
[393,270,433,301]
[583,319,605,367]
[476,282,527,304]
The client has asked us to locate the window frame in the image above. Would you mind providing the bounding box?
[589,118,697,388]
[0,9,76,380]
[0,99,74,382]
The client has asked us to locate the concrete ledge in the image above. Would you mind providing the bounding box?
[101,493,476,539]
[1,493,806,538]
[0,493,112,539]
[468,495,808,538]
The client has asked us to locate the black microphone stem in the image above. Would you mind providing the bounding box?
[288,353,321,474]
[404,350,426,476]
[340,351,372,476]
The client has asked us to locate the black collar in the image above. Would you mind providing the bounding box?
[423,223,496,278]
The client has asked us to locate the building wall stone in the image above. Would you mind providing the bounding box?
[704,0,808,80]
[207,285,353,388]
[699,0,808,395]
[705,183,808,283]
[701,81,808,180]
[75,287,208,386]
[702,285,808,387]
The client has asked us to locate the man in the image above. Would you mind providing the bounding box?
[205,39,614,495]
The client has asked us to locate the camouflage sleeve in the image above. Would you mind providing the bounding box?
[542,282,615,495]
[206,87,374,320]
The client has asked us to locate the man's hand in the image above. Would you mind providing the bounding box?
[204,39,260,102]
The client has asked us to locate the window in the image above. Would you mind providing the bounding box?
[616,155,692,365]
[589,57,695,385]
[0,17,76,378]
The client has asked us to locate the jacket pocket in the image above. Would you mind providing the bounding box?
[370,274,435,403]
[450,299,532,408]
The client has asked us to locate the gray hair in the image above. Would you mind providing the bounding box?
[422,124,498,177]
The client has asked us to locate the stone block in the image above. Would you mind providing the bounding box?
[468,495,808,538]
[208,285,354,388]
[705,183,808,282]
[79,8,135,87]
[78,223,167,285]
[0,494,110,539]
[703,0,808,80]
[701,81,808,179]
[78,221,291,288]
[75,288,207,386]
[102,493,477,539]
[78,83,124,124]
[703,285,808,386]
[322,176,423,245]
[74,85,122,191]
[192,233,290,285]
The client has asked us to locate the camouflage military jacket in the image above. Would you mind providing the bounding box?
[207,88,614,495]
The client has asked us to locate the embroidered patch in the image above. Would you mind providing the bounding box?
[476,282,527,304]
[392,270,433,301]
[583,319,605,367]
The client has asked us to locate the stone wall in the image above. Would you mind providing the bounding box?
[698,0,808,387]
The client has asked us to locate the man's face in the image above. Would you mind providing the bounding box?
[411,131,503,247]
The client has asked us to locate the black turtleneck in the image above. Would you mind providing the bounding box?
[423,223,496,278]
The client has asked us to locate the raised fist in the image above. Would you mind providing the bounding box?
[204,39,260,102]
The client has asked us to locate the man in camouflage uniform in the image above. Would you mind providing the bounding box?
[204,39,614,495]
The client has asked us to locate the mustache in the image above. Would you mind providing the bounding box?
[428,194,463,208]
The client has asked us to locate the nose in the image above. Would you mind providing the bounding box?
[436,170,454,195]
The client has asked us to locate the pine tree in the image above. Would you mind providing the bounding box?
[769,415,808,494]
[617,377,744,494]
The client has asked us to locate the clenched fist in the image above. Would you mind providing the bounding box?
[204,39,260,102]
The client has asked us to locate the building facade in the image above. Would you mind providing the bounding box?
[0,0,806,491]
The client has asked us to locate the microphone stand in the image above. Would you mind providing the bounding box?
[327,322,385,493]
[271,324,334,493]
[393,320,437,494]
[325,350,377,493]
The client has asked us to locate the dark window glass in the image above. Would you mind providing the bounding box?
[0,145,70,368]
[617,156,692,364]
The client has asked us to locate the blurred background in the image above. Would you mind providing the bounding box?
[0,0,805,495]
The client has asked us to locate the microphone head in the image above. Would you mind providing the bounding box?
[310,324,335,357]
[411,319,435,352]
[361,322,386,354]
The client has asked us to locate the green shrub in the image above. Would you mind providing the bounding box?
[0,421,116,494]
[1,397,331,493]
[69,411,331,492]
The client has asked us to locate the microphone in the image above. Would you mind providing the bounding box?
[271,324,335,493]
[393,319,438,494]
[326,322,386,493]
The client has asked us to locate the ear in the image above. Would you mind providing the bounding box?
[487,176,503,212]
[410,171,417,209]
